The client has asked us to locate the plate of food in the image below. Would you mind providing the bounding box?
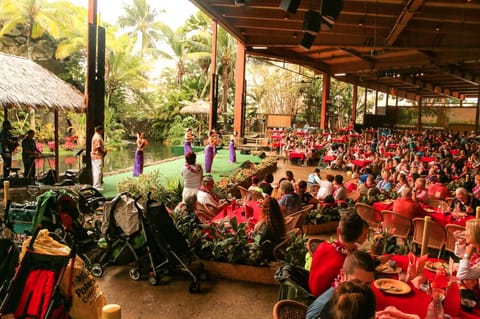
[423,207,435,213]
[374,278,411,295]
[376,261,402,274]
[424,261,448,272]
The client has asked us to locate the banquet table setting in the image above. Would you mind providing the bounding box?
[212,200,263,226]
[373,254,480,319]
[372,201,475,227]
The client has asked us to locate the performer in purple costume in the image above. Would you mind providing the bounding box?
[204,130,217,173]
[229,131,237,163]
[133,132,148,176]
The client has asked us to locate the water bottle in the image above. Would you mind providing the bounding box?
[425,288,444,319]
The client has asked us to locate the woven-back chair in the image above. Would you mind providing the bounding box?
[412,217,446,258]
[273,300,307,319]
[381,210,412,239]
[444,223,465,255]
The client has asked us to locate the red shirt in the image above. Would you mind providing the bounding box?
[308,242,346,297]
[392,197,423,220]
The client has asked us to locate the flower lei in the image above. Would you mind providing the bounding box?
[185,163,202,173]
[331,240,357,288]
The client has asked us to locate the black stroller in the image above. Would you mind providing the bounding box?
[0,228,75,319]
[0,238,19,301]
[90,192,147,278]
[77,186,105,215]
[139,192,206,292]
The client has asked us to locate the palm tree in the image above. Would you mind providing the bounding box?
[117,0,164,58]
[216,27,237,116]
[0,0,67,59]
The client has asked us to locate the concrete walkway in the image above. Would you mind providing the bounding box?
[97,159,345,319]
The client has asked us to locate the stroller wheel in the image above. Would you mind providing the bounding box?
[129,267,141,281]
[91,263,103,277]
[148,276,158,286]
[189,280,201,293]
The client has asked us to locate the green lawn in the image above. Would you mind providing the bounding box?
[102,149,265,198]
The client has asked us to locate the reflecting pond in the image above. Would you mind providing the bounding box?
[10,141,172,174]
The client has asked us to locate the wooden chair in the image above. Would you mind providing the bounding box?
[355,202,381,231]
[445,197,455,206]
[380,210,412,240]
[347,190,361,202]
[412,217,447,258]
[195,203,218,222]
[273,228,302,261]
[445,224,465,255]
[246,190,264,201]
[425,198,450,211]
[237,185,248,202]
[284,205,314,233]
[273,299,307,319]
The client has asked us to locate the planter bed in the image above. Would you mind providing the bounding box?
[302,221,339,235]
[201,260,282,285]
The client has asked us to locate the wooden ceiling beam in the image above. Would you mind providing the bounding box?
[441,66,480,86]
[384,0,425,47]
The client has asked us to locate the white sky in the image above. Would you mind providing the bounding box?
[67,0,199,29]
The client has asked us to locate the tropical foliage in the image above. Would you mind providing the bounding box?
[0,0,332,147]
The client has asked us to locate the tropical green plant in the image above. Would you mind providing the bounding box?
[278,231,308,267]
[117,0,166,58]
[116,170,182,208]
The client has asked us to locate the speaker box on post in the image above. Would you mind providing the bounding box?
[300,33,315,50]
[321,0,343,25]
[240,149,251,155]
[280,0,301,14]
[258,152,266,159]
[303,10,321,35]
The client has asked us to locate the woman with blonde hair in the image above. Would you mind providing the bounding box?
[455,219,480,298]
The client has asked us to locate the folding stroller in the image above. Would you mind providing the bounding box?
[77,186,105,215]
[140,192,206,292]
[90,192,146,278]
[0,228,75,319]
[0,238,19,301]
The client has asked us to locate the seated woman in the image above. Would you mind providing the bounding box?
[250,197,286,260]
[454,219,480,300]
[278,180,302,216]
[308,213,368,297]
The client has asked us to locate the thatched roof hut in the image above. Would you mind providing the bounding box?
[0,52,85,112]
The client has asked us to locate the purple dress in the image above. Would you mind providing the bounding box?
[184,140,192,155]
[229,140,236,163]
[204,145,214,173]
[133,149,144,176]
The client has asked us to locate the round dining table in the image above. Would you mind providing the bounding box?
[373,255,480,319]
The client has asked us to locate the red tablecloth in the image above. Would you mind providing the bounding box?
[213,200,262,225]
[331,138,345,143]
[351,159,372,168]
[374,255,480,319]
[450,149,460,156]
[323,155,336,163]
[273,141,285,148]
[371,201,472,227]
[289,151,305,161]
[373,201,393,213]
[421,156,435,163]
[388,143,398,149]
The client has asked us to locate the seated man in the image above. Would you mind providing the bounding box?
[196,175,229,219]
[306,250,376,319]
[392,187,423,220]
[451,187,480,216]
[308,213,368,297]
[427,173,451,200]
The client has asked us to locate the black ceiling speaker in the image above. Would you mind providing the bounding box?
[320,0,344,25]
[300,33,315,50]
[234,0,251,6]
[303,10,321,35]
[280,0,302,14]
